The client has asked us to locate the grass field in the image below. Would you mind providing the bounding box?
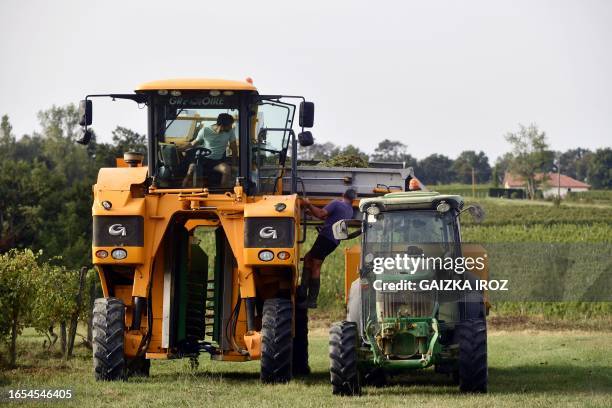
[2,328,611,407]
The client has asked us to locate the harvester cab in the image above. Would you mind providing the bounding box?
[329,191,489,395]
[78,79,317,383]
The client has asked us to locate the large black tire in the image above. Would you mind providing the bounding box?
[261,298,293,383]
[293,304,310,376]
[457,318,488,393]
[93,297,126,381]
[329,321,361,396]
[127,356,150,377]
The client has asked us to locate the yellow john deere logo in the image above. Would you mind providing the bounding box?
[259,226,277,239]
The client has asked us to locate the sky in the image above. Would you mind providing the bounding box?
[0,0,610,161]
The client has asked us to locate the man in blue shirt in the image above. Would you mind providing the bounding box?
[299,188,356,308]
[183,113,238,187]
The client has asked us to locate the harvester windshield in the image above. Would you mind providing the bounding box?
[152,92,296,192]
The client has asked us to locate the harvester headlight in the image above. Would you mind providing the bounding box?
[111,248,128,260]
[366,206,380,216]
[277,251,290,260]
[157,90,168,95]
[101,200,112,210]
[96,250,109,259]
[275,203,287,212]
[170,90,181,96]
[258,250,274,262]
[209,90,221,96]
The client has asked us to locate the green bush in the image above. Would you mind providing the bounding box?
[0,249,40,367]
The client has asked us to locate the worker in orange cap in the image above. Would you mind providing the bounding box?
[409,178,421,191]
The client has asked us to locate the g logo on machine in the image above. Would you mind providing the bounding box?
[259,226,277,239]
[108,224,127,237]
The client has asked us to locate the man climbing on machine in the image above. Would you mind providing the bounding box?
[298,188,356,308]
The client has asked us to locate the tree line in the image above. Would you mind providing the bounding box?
[299,125,611,189]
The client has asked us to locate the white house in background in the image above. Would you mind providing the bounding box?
[503,172,591,198]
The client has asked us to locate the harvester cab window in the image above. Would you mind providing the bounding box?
[155,98,241,189]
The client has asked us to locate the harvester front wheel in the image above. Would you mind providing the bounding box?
[261,298,293,383]
[457,318,488,393]
[93,297,126,381]
[329,321,361,396]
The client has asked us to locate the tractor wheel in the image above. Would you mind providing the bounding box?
[457,318,488,393]
[93,297,126,381]
[361,367,387,388]
[127,356,150,377]
[261,298,293,383]
[329,321,361,396]
[293,304,310,376]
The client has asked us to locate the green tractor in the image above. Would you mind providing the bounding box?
[329,191,488,395]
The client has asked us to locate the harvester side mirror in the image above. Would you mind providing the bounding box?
[76,128,93,145]
[461,204,486,223]
[299,101,315,128]
[332,219,349,241]
[298,131,314,147]
[79,99,92,127]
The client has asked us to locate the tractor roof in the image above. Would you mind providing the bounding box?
[135,78,257,92]
[359,191,464,212]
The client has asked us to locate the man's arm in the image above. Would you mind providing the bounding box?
[301,197,329,220]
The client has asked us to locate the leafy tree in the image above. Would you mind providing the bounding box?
[558,148,592,182]
[112,126,147,162]
[418,154,454,185]
[371,139,407,161]
[504,124,551,199]
[340,144,369,162]
[587,148,612,189]
[452,150,492,184]
[0,114,15,157]
[370,139,419,171]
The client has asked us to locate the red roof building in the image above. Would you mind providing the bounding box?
[503,172,591,197]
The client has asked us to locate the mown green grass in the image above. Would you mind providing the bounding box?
[2,329,611,407]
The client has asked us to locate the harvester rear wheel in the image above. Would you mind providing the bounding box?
[329,321,361,396]
[93,297,126,381]
[261,298,293,383]
[457,318,488,393]
[293,304,310,376]
[127,356,150,377]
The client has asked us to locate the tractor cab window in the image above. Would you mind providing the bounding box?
[154,94,240,189]
[249,99,295,195]
[364,210,457,258]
